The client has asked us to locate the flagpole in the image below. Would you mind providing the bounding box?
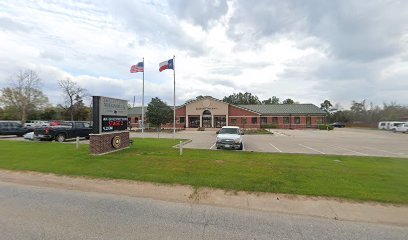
[173,55,176,139]
[142,57,145,138]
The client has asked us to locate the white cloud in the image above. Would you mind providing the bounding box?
[0,0,407,110]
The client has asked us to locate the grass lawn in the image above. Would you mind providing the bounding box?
[0,138,407,204]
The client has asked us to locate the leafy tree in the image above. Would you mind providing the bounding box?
[262,96,280,104]
[320,100,333,112]
[223,92,261,105]
[146,97,172,128]
[72,96,91,121]
[332,110,352,123]
[282,98,295,104]
[350,100,366,114]
[39,107,58,120]
[0,69,48,123]
[59,78,87,121]
[0,105,19,120]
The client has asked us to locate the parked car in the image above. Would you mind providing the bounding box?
[394,123,408,133]
[330,122,346,128]
[379,121,406,130]
[378,121,387,130]
[390,122,405,131]
[215,126,244,150]
[49,120,62,126]
[34,121,92,142]
[24,120,49,128]
[0,121,32,136]
[23,131,35,140]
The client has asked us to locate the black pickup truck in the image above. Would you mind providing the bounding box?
[34,121,92,142]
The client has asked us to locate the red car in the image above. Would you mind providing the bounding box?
[49,121,61,126]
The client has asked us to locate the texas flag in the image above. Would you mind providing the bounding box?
[159,59,174,72]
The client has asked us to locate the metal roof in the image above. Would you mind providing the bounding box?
[128,106,144,115]
[238,104,326,115]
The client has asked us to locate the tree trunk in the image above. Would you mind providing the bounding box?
[21,106,27,124]
[70,109,74,121]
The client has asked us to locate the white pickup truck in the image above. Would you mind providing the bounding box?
[215,126,244,150]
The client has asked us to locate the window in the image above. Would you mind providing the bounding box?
[179,117,185,123]
[283,117,290,124]
[241,118,247,124]
[294,117,300,124]
[128,118,131,123]
[272,117,278,124]
[261,117,267,124]
[231,118,237,124]
[317,117,323,124]
[219,128,240,134]
[251,117,257,124]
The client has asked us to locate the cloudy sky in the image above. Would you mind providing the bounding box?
[0,0,407,109]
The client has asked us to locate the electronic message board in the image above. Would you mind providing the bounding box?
[101,115,128,132]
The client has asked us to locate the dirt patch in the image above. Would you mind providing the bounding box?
[0,169,407,226]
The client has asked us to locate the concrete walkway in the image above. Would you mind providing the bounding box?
[0,170,406,227]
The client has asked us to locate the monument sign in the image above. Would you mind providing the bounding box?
[90,96,130,155]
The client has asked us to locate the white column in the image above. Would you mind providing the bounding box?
[200,115,203,127]
[211,115,214,128]
[185,114,188,128]
[226,114,229,126]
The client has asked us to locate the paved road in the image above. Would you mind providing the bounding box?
[0,182,406,240]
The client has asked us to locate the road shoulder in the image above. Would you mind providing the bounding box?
[0,169,406,226]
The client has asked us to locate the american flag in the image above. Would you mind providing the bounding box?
[130,62,144,73]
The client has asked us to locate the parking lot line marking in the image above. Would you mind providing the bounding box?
[361,146,405,156]
[329,145,369,156]
[273,131,288,137]
[298,144,325,154]
[209,143,216,150]
[269,143,282,152]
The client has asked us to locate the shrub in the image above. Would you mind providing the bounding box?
[318,124,334,130]
[260,124,278,129]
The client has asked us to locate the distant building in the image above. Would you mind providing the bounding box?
[128,96,327,129]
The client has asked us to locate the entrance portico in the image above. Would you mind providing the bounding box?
[184,98,228,128]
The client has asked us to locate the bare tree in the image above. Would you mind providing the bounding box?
[0,69,48,123]
[58,78,87,121]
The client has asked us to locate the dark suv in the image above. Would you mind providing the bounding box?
[0,121,32,136]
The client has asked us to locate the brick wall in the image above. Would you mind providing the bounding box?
[176,106,186,116]
[260,116,326,129]
[90,131,130,155]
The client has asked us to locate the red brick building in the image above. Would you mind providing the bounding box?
[129,96,327,129]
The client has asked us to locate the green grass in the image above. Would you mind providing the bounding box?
[0,139,407,204]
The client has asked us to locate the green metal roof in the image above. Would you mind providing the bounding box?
[237,104,326,115]
[128,106,144,115]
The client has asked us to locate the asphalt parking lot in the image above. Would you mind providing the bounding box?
[1,128,407,158]
[132,128,408,158]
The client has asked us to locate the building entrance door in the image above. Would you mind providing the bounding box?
[306,117,311,128]
[202,110,212,128]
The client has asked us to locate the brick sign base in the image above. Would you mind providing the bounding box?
[90,131,130,155]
